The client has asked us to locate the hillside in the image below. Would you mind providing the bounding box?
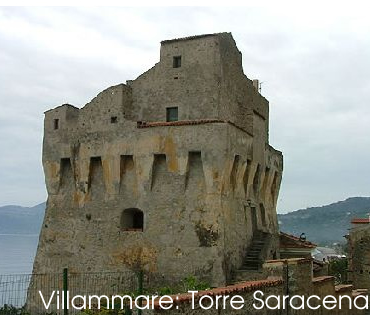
[278,197,370,245]
[0,202,45,234]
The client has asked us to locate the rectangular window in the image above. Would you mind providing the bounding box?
[53,119,59,130]
[166,107,178,122]
[173,56,181,68]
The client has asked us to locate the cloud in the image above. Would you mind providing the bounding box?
[0,6,369,212]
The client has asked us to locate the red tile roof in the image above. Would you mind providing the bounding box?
[280,232,317,249]
[265,258,312,265]
[137,119,224,128]
[312,276,335,284]
[352,289,368,297]
[335,284,353,293]
[151,278,283,309]
[136,119,253,137]
[351,218,370,224]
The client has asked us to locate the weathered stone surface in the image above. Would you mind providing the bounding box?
[348,223,370,289]
[32,32,283,288]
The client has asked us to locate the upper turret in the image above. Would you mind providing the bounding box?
[45,32,270,144]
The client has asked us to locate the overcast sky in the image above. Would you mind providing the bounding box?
[0,5,369,213]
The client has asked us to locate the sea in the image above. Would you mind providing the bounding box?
[0,234,39,275]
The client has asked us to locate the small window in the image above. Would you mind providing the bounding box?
[173,56,182,68]
[121,208,144,231]
[166,107,178,122]
[111,116,118,123]
[53,119,59,130]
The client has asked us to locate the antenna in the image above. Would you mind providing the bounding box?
[259,81,264,93]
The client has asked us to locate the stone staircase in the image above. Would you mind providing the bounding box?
[232,231,269,283]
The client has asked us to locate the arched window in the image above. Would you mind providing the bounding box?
[120,208,144,231]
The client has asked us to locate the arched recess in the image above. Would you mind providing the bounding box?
[120,208,144,231]
[253,164,261,197]
[270,172,278,203]
[259,203,267,227]
[243,159,252,197]
[60,158,74,192]
[230,155,240,192]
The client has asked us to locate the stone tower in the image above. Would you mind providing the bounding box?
[33,32,283,286]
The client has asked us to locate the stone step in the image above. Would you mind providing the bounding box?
[243,259,260,263]
[242,262,259,267]
[230,232,270,284]
[235,269,260,275]
[249,249,263,253]
[245,255,259,259]
[229,270,265,284]
[245,261,259,264]
[242,265,259,269]
[243,263,259,267]
[242,266,259,271]
[239,266,259,271]
[247,249,261,254]
[249,247,263,251]
[242,269,259,272]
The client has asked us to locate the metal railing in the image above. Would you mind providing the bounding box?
[0,269,139,315]
[0,268,210,315]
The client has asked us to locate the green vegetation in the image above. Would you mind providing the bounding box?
[0,305,57,315]
[0,305,29,315]
[80,275,211,315]
[328,258,348,284]
[142,275,210,296]
[153,275,210,295]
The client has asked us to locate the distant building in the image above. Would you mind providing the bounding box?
[279,232,317,259]
[312,246,344,262]
[279,232,334,277]
[347,217,370,288]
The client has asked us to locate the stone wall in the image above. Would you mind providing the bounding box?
[348,224,370,289]
[129,33,268,137]
[146,258,367,315]
[263,258,367,315]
